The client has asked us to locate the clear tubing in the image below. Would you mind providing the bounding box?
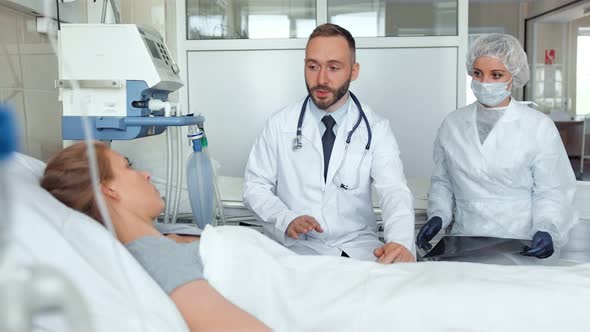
[171,126,183,224]
[204,148,225,226]
[164,129,173,223]
[170,104,183,223]
[195,150,209,225]
[185,152,194,223]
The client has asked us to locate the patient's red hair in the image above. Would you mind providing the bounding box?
[41,142,113,224]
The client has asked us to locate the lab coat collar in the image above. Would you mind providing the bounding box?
[300,100,323,155]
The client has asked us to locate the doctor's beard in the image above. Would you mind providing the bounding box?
[306,78,351,111]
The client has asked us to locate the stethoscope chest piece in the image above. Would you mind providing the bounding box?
[293,134,303,151]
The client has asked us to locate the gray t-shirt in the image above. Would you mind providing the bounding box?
[126,236,204,294]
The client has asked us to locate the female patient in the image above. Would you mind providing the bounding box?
[40,142,588,331]
[41,142,270,332]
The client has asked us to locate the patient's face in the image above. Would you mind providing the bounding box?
[105,150,165,220]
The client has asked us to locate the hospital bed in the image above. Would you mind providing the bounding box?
[1,153,589,332]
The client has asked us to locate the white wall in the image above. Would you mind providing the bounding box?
[187,49,306,177]
[187,47,457,178]
[0,0,85,22]
[0,0,87,161]
[0,5,64,160]
[352,48,457,178]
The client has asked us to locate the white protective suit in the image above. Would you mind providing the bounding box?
[428,100,577,247]
[244,95,415,260]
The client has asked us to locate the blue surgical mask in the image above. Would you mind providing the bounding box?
[471,79,512,107]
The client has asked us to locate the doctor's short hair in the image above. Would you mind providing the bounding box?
[41,142,113,225]
[308,23,356,62]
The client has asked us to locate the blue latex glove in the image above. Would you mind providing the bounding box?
[416,217,443,251]
[521,231,554,259]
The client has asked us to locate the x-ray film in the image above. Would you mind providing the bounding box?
[420,236,532,262]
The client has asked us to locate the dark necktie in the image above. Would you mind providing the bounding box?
[321,115,336,182]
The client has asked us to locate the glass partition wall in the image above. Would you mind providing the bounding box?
[175,0,467,180]
[186,0,316,39]
[186,0,458,40]
[328,0,457,37]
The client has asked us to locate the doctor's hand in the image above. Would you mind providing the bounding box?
[416,217,443,251]
[521,231,554,259]
[286,215,324,240]
[374,242,415,264]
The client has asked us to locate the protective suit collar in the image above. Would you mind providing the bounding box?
[471,99,535,131]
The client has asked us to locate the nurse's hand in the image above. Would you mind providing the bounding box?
[416,217,443,250]
[521,231,554,259]
[374,242,415,264]
[286,215,324,240]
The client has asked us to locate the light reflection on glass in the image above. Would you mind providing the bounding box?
[328,0,457,37]
[187,0,316,39]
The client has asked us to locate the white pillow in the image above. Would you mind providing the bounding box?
[0,153,188,332]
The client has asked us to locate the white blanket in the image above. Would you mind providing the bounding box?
[200,226,590,332]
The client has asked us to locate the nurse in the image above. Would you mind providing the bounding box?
[243,24,415,263]
[416,34,577,259]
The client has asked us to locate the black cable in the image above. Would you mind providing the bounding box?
[56,0,61,30]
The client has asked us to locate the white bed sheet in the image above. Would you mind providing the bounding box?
[201,225,590,332]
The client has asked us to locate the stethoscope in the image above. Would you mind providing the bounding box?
[293,92,372,190]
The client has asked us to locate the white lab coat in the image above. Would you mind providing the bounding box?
[428,100,577,247]
[244,96,415,260]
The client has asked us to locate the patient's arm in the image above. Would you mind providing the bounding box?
[171,280,271,332]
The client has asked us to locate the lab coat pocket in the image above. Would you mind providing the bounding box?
[279,131,323,184]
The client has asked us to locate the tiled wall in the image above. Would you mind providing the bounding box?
[0,1,171,162]
[0,5,62,161]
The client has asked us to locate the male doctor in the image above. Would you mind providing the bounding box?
[243,24,415,263]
